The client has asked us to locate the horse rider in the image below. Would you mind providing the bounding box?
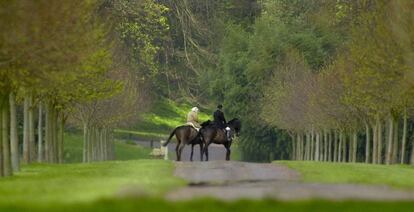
[213,104,231,140]
[187,107,201,131]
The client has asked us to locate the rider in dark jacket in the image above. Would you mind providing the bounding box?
[213,104,231,140]
[213,104,226,129]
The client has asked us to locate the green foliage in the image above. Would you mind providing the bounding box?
[278,161,414,188]
[103,0,169,91]
[212,1,345,161]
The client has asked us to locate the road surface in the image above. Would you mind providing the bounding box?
[166,161,414,201]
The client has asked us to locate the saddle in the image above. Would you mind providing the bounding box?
[185,122,200,131]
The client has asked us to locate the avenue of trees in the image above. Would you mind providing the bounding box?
[2,0,413,174]
[0,0,162,177]
[260,0,414,164]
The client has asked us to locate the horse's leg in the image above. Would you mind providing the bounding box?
[199,143,204,161]
[178,142,185,161]
[203,142,210,161]
[190,144,194,162]
[224,143,231,161]
[175,140,180,161]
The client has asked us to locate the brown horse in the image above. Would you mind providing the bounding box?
[163,125,203,161]
[201,118,241,161]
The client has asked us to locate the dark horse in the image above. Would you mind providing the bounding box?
[162,125,203,161]
[201,118,241,161]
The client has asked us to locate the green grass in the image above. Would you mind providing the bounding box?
[276,161,414,188]
[114,129,167,140]
[0,160,185,207]
[64,133,152,163]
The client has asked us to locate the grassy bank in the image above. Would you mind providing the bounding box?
[0,160,185,207]
[116,98,211,140]
[277,161,414,188]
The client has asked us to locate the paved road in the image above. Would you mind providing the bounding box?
[166,143,228,161]
[166,161,414,201]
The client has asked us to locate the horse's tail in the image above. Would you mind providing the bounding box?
[162,128,177,147]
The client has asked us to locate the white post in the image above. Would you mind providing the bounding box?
[160,140,169,160]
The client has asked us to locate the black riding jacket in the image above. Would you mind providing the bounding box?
[213,109,226,129]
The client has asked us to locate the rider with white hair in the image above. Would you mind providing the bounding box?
[186,106,201,131]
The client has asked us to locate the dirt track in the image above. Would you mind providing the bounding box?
[166,161,414,201]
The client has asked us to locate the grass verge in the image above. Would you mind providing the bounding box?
[2,198,414,212]
[276,161,414,188]
[0,160,185,207]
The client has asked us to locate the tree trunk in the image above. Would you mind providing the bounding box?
[296,134,300,160]
[291,134,296,160]
[411,138,414,165]
[333,130,338,162]
[377,116,383,164]
[338,131,342,162]
[310,129,314,161]
[320,131,324,161]
[0,101,3,177]
[2,96,12,176]
[38,102,43,162]
[52,108,58,163]
[392,118,399,164]
[89,127,95,162]
[386,117,393,165]
[365,123,370,163]
[328,130,332,162]
[348,132,352,162]
[108,130,114,160]
[23,96,30,163]
[401,108,407,164]
[342,133,347,162]
[58,113,65,163]
[299,134,303,160]
[87,126,91,162]
[352,131,357,162]
[373,121,377,164]
[83,123,88,163]
[305,132,310,160]
[45,103,49,163]
[45,101,58,163]
[315,131,319,161]
[9,92,19,171]
[323,130,328,162]
[28,96,36,162]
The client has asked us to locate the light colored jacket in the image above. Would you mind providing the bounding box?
[186,111,201,128]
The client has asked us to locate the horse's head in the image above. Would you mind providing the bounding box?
[227,118,241,137]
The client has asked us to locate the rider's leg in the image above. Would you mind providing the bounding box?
[225,127,231,141]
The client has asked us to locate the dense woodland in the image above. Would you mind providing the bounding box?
[1,0,414,177]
